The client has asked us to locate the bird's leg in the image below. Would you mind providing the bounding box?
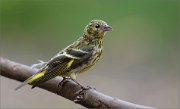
[72,79,83,88]
[71,79,91,90]
[56,76,70,94]
[73,85,96,103]
[72,79,86,103]
[58,77,71,87]
[70,73,94,90]
[72,79,96,103]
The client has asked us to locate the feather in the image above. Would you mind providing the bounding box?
[15,71,45,90]
[31,60,47,69]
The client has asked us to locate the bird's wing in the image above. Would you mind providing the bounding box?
[43,47,93,76]
[15,47,93,90]
[32,47,93,87]
[30,54,73,88]
[15,54,72,90]
[65,48,93,69]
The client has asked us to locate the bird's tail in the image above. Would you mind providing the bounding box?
[15,71,45,91]
[14,81,29,91]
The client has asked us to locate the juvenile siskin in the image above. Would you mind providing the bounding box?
[15,20,112,90]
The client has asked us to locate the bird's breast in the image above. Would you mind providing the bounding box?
[90,47,103,64]
[72,39,104,74]
[77,47,103,74]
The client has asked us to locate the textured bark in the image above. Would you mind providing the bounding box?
[0,57,155,108]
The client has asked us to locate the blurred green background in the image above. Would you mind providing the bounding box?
[1,0,180,108]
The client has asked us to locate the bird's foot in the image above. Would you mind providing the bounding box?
[56,77,71,95]
[71,79,95,90]
[73,84,96,103]
[74,92,84,103]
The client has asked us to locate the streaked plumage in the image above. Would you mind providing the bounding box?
[15,20,112,90]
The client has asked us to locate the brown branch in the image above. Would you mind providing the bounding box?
[0,57,155,108]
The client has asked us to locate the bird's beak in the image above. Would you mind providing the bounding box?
[103,24,112,31]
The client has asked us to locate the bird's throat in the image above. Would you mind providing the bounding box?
[82,34,103,49]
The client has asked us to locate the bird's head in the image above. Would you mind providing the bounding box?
[84,20,112,39]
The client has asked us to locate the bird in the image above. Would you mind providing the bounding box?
[15,20,112,90]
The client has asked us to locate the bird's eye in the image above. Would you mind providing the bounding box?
[95,24,100,28]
